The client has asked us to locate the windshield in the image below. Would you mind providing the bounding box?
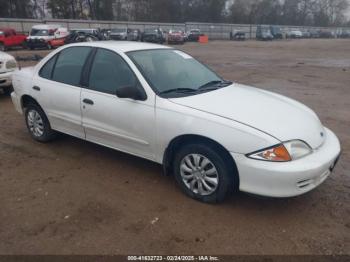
[30,29,50,36]
[71,29,93,34]
[111,29,126,33]
[271,27,281,33]
[145,29,158,33]
[127,49,225,97]
[260,27,270,33]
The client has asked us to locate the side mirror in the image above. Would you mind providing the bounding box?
[116,85,147,101]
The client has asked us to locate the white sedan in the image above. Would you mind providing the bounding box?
[11,42,341,203]
[0,51,17,94]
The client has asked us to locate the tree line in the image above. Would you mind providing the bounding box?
[0,0,349,27]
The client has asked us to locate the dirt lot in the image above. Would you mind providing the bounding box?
[0,39,349,255]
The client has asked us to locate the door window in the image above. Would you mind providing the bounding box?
[88,48,138,95]
[52,47,92,86]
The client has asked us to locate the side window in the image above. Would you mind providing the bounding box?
[89,48,138,95]
[52,47,91,86]
[39,55,57,80]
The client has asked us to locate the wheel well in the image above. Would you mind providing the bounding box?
[163,134,239,189]
[21,95,41,110]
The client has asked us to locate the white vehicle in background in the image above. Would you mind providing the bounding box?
[10,42,341,203]
[26,24,69,50]
[0,51,17,94]
[286,30,303,39]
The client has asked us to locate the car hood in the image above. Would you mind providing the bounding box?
[169,83,325,149]
[0,51,15,61]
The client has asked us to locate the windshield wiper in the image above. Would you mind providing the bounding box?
[159,88,197,95]
[198,80,233,90]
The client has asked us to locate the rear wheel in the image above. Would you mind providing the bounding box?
[25,103,56,142]
[173,143,236,203]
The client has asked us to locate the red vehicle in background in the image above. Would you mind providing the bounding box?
[0,28,27,51]
[47,37,66,49]
[167,30,185,44]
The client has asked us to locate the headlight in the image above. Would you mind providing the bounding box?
[247,140,312,162]
[284,140,312,160]
[6,59,17,70]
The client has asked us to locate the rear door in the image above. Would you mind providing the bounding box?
[81,48,156,160]
[10,30,21,46]
[32,46,92,138]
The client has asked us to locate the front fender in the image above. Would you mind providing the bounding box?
[155,98,279,163]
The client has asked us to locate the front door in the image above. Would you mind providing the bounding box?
[81,48,156,160]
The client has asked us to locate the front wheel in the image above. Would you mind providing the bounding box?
[25,104,56,142]
[0,43,5,51]
[173,143,236,203]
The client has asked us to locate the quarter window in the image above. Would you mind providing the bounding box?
[39,55,57,80]
[52,47,92,86]
[88,48,137,95]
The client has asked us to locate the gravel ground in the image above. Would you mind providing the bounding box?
[0,39,349,255]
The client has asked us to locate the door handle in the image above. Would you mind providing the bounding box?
[83,98,94,105]
[32,86,40,91]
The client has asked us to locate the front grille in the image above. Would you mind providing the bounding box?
[297,179,312,188]
[297,170,330,189]
[110,35,123,40]
[28,39,45,43]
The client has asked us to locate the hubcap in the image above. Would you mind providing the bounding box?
[180,154,219,196]
[27,110,44,137]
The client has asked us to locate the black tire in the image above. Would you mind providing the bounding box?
[0,43,5,51]
[173,143,236,203]
[24,103,56,142]
[3,86,13,96]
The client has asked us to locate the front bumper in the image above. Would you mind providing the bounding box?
[26,40,48,49]
[232,127,341,197]
[0,71,12,87]
[168,36,184,42]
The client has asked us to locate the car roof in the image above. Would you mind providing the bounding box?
[65,41,171,53]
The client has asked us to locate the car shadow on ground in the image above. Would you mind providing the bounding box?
[53,131,313,210]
